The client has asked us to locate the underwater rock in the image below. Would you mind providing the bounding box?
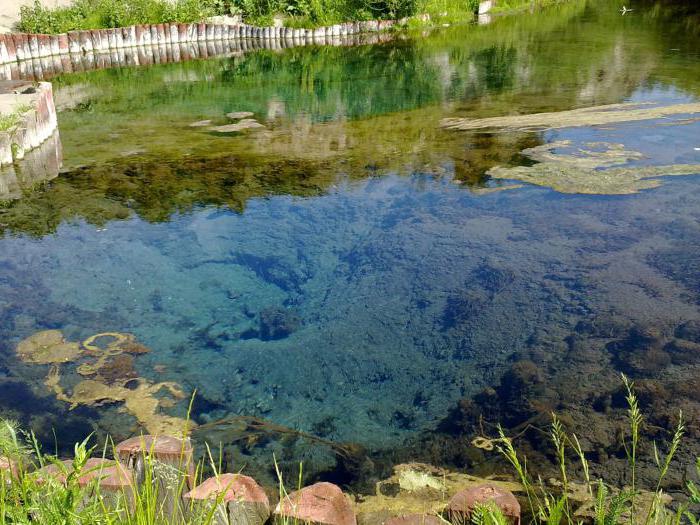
[495,360,546,425]
[446,484,521,525]
[664,339,700,365]
[471,262,515,296]
[276,482,357,525]
[210,120,265,133]
[189,120,213,127]
[574,316,631,339]
[16,330,81,364]
[675,320,700,344]
[227,112,255,120]
[259,306,301,341]
[184,474,270,525]
[608,325,671,376]
[486,141,700,195]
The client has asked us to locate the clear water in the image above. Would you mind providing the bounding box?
[1,0,700,484]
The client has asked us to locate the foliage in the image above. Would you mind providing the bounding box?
[17,0,481,32]
[0,105,32,133]
[18,0,218,34]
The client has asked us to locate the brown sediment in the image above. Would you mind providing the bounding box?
[486,141,700,194]
[440,102,700,132]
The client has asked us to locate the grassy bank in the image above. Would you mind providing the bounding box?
[16,0,517,34]
[1,376,699,525]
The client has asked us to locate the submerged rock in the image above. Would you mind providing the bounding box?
[189,120,213,127]
[259,306,301,341]
[210,120,265,133]
[227,112,255,120]
[675,320,700,343]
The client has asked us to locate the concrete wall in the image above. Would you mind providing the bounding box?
[0,80,58,169]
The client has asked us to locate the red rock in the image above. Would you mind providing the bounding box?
[35,458,131,489]
[0,456,18,478]
[76,458,133,490]
[116,434,192,462]
[446,484,520,525]
[185,474,268,504]
[185,474,270,525]
[275,482,356,525]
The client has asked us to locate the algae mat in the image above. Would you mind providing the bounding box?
[440,102,700,132]
[486,141,700,195]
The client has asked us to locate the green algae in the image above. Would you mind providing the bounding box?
[441,102,700,132]
[487,141,700,194]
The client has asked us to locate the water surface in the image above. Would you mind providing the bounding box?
[1,0,700,485]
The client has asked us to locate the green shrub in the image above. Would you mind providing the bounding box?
[18,0,218,34]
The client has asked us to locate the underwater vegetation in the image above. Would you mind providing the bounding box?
[15,330,192,436]
[440,102,700,132]
[486,141,700,194]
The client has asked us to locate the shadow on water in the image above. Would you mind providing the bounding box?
[1,0,700,491]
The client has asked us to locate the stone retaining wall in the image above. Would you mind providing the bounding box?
[0,20,402,78]
[0,80,57,169]
[0,32,396,82]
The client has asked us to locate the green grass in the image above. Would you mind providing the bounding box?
[0,105,32,133]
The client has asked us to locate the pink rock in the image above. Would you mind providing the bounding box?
[116,434,194,488]
[446,484,520,525]
[76,458,133,490]
[275,482,356,525]
[0,456,18,478]
[116,434,192,462]
[185,474,268,504]
[185,474,270,525]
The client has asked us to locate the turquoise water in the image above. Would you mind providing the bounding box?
[1,0,700,485]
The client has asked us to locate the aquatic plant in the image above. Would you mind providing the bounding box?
[14,330,193,436]
[486,141,700,194]
[441,102,700,132]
